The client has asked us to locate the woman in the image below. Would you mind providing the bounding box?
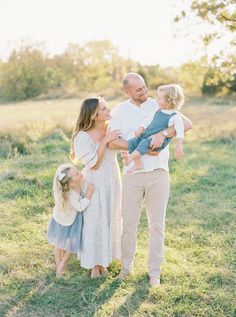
[70,97,122,278]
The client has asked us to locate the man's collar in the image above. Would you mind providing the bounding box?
[128,98,141,107]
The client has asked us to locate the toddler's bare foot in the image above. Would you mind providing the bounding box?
[127,161,143,173]
[121,153,131,166]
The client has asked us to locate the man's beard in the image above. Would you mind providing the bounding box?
[137,95,147,103]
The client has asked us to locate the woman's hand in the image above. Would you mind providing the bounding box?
[104,129,122,144]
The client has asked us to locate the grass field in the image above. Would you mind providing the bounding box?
[0,97,236,317]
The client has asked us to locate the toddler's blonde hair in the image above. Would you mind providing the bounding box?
[157,84,184,110]
[53,163,74,212]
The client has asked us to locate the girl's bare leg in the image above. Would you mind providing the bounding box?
[57,251,71,276]
[54,247,62,270]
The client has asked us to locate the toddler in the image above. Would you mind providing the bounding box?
[123,84,185,173]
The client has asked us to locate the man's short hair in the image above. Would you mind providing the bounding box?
[122,72,144,88]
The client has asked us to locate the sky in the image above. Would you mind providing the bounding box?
[0,0,234,67]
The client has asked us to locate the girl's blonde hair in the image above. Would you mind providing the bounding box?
[70,97,101,162]
[53,163,74,212]
[157,84,184,110]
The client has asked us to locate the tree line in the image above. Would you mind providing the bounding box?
[0,0,235,101]
[0,38,235,101]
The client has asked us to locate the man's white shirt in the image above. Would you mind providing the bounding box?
[109,97,170,174]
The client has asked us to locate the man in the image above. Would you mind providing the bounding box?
[108,72,192,287]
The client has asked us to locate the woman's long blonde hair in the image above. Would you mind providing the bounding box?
[53,163,74,212]
[70,97,100,162]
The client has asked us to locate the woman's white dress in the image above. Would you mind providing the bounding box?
[74,131,121,268]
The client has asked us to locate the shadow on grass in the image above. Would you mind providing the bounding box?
[1,264,123,317]
[0,272,56,317]
[112,275,150,317]
[1,265,152,317]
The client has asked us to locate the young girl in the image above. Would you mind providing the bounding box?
[47,163,94,276]
[123,84,185,173]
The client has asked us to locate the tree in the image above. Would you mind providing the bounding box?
[0,40,141,100]
[175,0,236,95]
[0,45,49,100]
[191,0,236,32]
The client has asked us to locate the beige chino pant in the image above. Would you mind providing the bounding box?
[121,169,170,277]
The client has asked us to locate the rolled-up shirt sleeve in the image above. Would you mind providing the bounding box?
[74,131,98,168]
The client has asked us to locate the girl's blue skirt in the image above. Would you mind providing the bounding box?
[47,212,83,254]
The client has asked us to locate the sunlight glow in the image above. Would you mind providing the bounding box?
[0,0,233,66]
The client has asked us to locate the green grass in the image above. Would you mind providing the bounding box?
[0,98,236,317]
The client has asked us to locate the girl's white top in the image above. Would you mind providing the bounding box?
[52,188,89,226]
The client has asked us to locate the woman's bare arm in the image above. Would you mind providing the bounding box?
[107,138,128,151]
[91,130,122,170]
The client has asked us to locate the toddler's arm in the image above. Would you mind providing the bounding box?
[170,113,184,159]
[175,139,184,159]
